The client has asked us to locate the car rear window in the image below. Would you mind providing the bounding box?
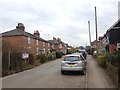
[64,56,79,61]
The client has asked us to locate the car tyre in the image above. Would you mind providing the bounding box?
[61,70,65,75]
[81,69,86,75]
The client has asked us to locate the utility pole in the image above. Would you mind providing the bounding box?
[88,21,91,46]
[88,21,92,54]
[95,6,98,54]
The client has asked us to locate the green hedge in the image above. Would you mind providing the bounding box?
[36,54,47,63]
[67,48,77,54]
[36,53,56,64]
[47,52,56,60]
[97,55,106,68]
[29,54,34,65]
[56,52,63,58]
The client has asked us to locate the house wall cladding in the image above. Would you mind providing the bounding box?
[109,28,120,44]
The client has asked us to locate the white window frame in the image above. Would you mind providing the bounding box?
[36,40,38,45]
[28,37,31,44]
[37,48,39,55]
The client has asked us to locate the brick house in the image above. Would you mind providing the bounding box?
[2,23,50,58]
[48,37,67,54]
[91,40,97,51]
[106,19,120,53]
[98,34,107,53]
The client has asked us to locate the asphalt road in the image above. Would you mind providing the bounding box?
[2,55,115,88]
[2,58,85,88]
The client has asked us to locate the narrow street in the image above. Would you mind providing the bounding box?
[2,55,115,88]
[2,58,85,88]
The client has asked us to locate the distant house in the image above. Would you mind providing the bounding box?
[98,34,107,53]
[106,19,120,53]
[91,40,97,51]
[48,37,68,54]
[2,23,50,58]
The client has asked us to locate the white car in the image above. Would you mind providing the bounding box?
[61,54,86,75]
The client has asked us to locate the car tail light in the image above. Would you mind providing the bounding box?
[78,56,81,61]
[63,56,66,61]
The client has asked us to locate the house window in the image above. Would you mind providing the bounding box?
[43,48,45,53]
[36,40,38,45]
[48,43,50,48]
[28,37,31,44]
[43,42,45,47]
[37,48,39,55]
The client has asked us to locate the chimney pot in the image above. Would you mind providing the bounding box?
[34,30,40,37]
[16,23,25,31]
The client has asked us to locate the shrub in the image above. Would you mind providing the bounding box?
[104,52,120,67]
[97,55,106,68]
[10,52,22,70]
[29,54,34,65]
[47,52,56,60]
[52,52,56,60]
[36,54,47,63]
[56,52,63,58]
[47,53,53,60]
[67,48,77,54]
[2,52,9,76]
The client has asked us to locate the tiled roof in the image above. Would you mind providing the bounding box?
[107,19,120,32]
[2,29,46,42]
[48,40,59,44]
[2,29,23,36]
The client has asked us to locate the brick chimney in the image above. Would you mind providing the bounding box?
[57,38,61,42]
[16,23,25,31]
[53,37,56,40]
[34,30,40,37]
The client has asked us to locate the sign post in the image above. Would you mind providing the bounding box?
[22,52,29,64]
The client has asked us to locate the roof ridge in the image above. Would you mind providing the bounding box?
[107,19,120,32]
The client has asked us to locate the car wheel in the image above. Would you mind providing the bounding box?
[81,69,86,75]
[61,70,65,74]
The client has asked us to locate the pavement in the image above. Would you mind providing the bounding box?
[86,55,115,88]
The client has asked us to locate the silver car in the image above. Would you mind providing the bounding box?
[73,52,86,65]
[61,54,86,75]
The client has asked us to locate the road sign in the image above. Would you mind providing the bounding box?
[22,52,29,59]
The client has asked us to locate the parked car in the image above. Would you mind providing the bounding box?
[61,54,86,75]
[73,52,86,65]
[79,50,87,59]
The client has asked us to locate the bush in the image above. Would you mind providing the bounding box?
[47,52,56,60]
[2,52,9,76]
[104,52,120,67]
[47,53,53,60]
[56,52,63,58]
[97,55,106,68]
[67,48,77,54]
[36,54,47,63]
[29,54,34,65]
[52,52,56,60]
[10,52,22,70]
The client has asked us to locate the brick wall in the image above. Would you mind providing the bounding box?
[109,44,116,54]
[2,36,23,51]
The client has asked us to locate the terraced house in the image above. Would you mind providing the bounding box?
[2,23,50,58]
[48,37,68,55]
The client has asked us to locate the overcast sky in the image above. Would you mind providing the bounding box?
[0,0,120,47]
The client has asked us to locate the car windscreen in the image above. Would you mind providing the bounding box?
[64,56,79,61]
